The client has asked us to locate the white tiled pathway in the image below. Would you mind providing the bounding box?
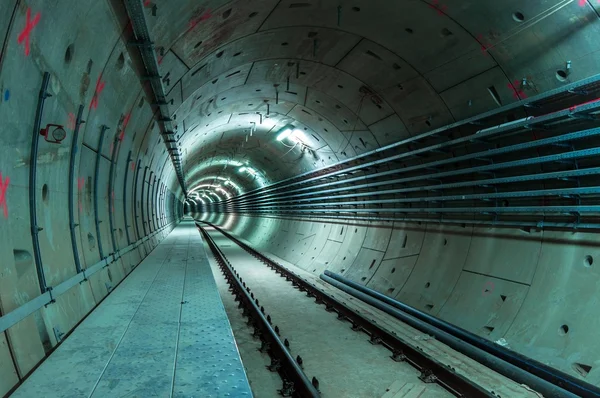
[13,220,252,398]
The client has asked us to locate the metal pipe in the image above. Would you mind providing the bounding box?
[68,105,85,273]
[324,271,600,397]
[123,151,132,245]
[141,167,148,236]
[29,72,51,294]
[94,125,108,260]
[133,160,142,240]
[108,135,119,254]
[233,74,600,201]
[319,274,580,398]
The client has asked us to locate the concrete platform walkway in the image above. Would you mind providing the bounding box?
[12,220,252,398]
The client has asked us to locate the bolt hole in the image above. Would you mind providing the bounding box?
[64,44,74,64]
[556,70,568,82]
[222,8,232,19]
[405,28,414,34]
[558,324,569,336]
[425,282,430,288]
[194,41,203,49]
[391,268,396,274]
[281,42,289,46]
[42,184,49,203]
[584,255,593,267]
[249,12,258,18]
[352,6,360,12]
[116,53,125,70]
[512,12,525,22]
[216,50,224,58]
[443,239,448,246]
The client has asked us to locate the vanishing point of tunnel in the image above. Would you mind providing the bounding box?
[1,1,600,397]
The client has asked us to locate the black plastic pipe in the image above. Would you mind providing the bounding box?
[123,151,132,245]
[140,167,148,237]
[133,159,142,240]
[29,72,50,294]
[68,105,85,273]
[322,271,599,398]
[107,135,119,254]
[93,125,108,260]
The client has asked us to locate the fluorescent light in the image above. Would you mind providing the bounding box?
[276,128,293,141]
[228,160,243,166]
[239,166,247,172]
[291,129,307,143]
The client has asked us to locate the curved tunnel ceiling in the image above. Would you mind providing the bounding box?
[149,0,600,197]
[2,1,600,395]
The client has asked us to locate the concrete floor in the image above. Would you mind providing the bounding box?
[11,221,252,398]
[204,227,450,398]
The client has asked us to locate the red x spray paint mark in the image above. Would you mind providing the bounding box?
[89,75,106,110]
[77,177,85,192]
[476,34,490,56]
[67,112,76,130]
[119,113,131,140]
[507,80,527,100]
[189,9,212,29]
[144,0,151,5]
[428,0,447,16]
[482,281,495,296]
[17,8,40,56]
[0,173,10,219]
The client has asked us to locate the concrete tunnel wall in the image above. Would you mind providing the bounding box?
[196,212,600,386]
[2,0,600,395]
[0,2,185,395]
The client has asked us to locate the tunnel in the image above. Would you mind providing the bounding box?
[1,0,600,397]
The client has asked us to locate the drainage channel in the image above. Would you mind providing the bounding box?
[198,221,490,398]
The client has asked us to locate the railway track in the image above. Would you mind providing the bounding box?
[197,222,498,397]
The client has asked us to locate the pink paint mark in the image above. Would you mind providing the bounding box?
[578,0,600,7]
[476,34,490,56]
[507,80,527,100]
[428,0,447,16]
[482,281,495,296]
[144,0,151,5]
[157,55,163,65]
[17,8,40,56]
[77,177,85,192]
[130,161,136,172]
[89,75,106,110]
[189,9,212,29]
[0,173,9,219]
[67,112,76,130]
[119,113,131,140]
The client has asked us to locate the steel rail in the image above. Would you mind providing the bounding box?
[68,105,85,273]
[94,125,109,260]
[204,187,600,213]
[200,221,495,397]
[29,72,51,294]
[225,95,600,203]
[217,126,600,207]
[323,271,600,398]
[207,144,600,210]
[198,225,320,398]
[211,166,600,206]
